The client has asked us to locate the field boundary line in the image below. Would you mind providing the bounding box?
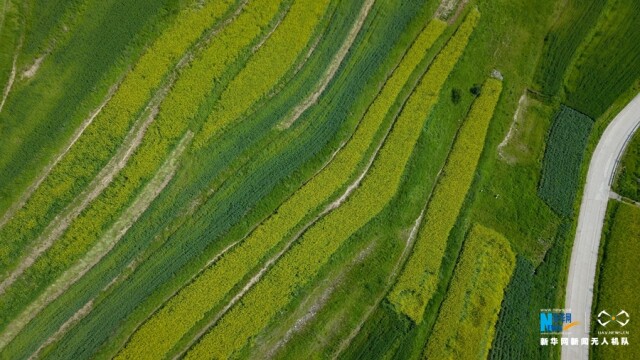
[0,74,170,296]
[0,77,123,229]
[0,0,250,292]
[0,132,192,351]
[27,299,94,360]
[0,0,22,116]
[173,40,429,355]
[263,242,376,359]
[278,0,376,129]
[0,0,247,230]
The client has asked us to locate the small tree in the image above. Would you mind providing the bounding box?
[470,84,482,96]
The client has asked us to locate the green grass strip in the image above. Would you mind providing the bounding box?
[0,0,236,273]
[116,19,446,360]
[184,9,480,359]
[388,77,503,323]
[193,0,331,149]
[424,224,515,359]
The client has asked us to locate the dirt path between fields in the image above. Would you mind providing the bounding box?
[28,299,93,360]
[435,0,469,23]
[172,70,405,360]
[332,207,425,358]
[497,90,528,164]
[0,0,249,229]
[21,53,46,79]
[0,78,122,229]
[0,132,192,351]
[261,243,375,359]
[278,0,376,129]
[0,77,168,297]
[0,0,251,294]
[0,30,21,115]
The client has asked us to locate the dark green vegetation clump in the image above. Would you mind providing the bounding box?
[538,105,593,217]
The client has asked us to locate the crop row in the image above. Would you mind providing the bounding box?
[0,0,183,225]
[183,10,479,359]
[538,105,592,216]
[423,224,515,359]
[532,0,606,96]
[388,76,503,323]
[30,1,424,357]
[489,256,535,360]
[193,0,332,149]
[0,0,289,336]
[0,0,236,274]
[116,18,447,360]
[565,1,640,118]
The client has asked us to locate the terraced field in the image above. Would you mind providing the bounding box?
[1,0,639,359]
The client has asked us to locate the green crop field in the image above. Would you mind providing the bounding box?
[424,224,515,359]
[0,0,639,359]
[564,0,640,118]
[532,0,606,97]
[592,202,640,360]
[538,105,593,217]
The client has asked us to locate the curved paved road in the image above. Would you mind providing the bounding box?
[562,93,640,360]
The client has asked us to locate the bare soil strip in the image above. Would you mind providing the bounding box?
[497,90,528,164]
[0,26,22,115]
[0,78,123,229]
[278,0,376,129]
[0,132,192,351]
[435,0,468,23]
[21,53,46,79]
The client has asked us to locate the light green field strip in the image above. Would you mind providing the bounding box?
[0,132,192,350]
[116,18,447,360]
[184,10,479,359]
[423,224,515,359]
[388,77,503,323]
[0,0,287,336]
[193,0,331,149]
[0,0,236,274]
